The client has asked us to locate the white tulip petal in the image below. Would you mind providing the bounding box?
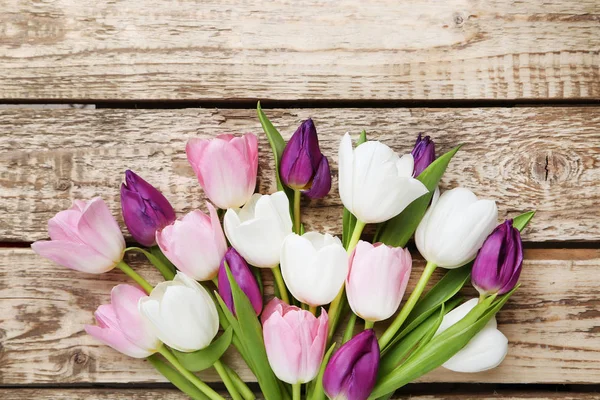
[442,328,508,373]
[338,133,355,212]
[396,154,415,177]
[436,298,496,337]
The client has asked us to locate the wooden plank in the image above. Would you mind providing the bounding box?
[1,248,599,385]
[1,0,599,101]
[1,107,599,242]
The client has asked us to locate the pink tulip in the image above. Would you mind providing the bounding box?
[186,133,258,209]
[262,298,328,384]
[31,197,125,274]
[346,241,412,322]
[156,203,227,281]
[85,284,161,358]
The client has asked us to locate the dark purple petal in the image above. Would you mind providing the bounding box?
[411,134,436,177]
[218,248,263,316]
[303,156,332,199]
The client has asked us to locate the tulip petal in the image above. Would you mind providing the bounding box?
[442,327,508,372]
[76,197,125,262]
[31,240,115,273]
[263,311,302,383]
[396,153,415,177]
[85,324,153,358]
[304,156,332,199]
[47,209,85,243]
[338,133,355,213]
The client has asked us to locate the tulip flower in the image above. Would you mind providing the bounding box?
[280,232,347,307]
[218,247,263,315]
[224,192,293,268]
[411,134,435,177]
[138,272,219,352]
[32,197,125,274]
[472,219,524,297]
[120,170,176,247]
[338,133,428,224]
[435,298,508,373]
[415,187,498,269]
[156,203,227,281]
[85,284,162,358]
[323,329,380,400]
[186,133,258,209]
[262,298,328,384]
[280,119,331,199]
[346,241,412,322]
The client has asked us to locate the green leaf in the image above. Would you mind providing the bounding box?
[147,354,209,400]
[252,266,264,297]
[341,130,368,248]
[376,145,462,247]
[171,327,233,372]
[513,210,536,231]
[309,343,337,400]
[225,263,282,400]
[403,304,445,364]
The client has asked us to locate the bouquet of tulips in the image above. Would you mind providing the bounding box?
[33,103,534,400]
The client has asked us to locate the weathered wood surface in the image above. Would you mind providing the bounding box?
[1,247,598,385]
[1,107,600,242]
[1,0,599,101]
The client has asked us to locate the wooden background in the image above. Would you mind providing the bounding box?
[1,0,599,399]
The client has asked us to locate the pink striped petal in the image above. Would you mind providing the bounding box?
[76,197,125,262]
[31,240,115,273]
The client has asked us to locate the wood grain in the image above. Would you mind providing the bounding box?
[1,248,598,385]
[1,0,599,101]
[1,107,599,242]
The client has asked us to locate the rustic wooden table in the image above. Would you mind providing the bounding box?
[1,1,599,399]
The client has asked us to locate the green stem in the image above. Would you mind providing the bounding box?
[214,359,243,400]
[479,292,487,304]
[125,247,176,280]
[309,305,317,315]
[293,189,302,234]
[346,220,366,253]
[292,383,301,400]
[224,365,256,400]
[378,261,438,349]
[212,277,219,289]
[116,260,154,294]
[158,347,226,400]
[342,313,357,344]
[365,320,374,330]
[272,265,290,304]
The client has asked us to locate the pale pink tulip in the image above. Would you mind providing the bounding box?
[85,284,161,358]
[262,298,328,384]
[346,241,412,322]
[186,133,258,209]
[31,197,125,274]
[156,203,227,281]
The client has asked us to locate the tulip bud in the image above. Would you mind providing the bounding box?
[120,170,176,247]
[85,284,162,358]
[218,248,263,316]
[323,329,380,400]
[262,298,328,384]
[472,219,523,296]
[32,197,125,274]
[346,241,412,322]
[186,133,258,209]
[280,232,348,307]
[280,119,332,199]
[411,134,435,177]
[138,272,220,352]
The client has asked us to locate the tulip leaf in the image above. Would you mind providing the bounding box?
[149,245,177,278]
[375,144,462,247]
[342,130,368,248]
[224,263,282,400]
[308,342,337,400]
[171,327,233,372]
[513,210,536,231]
[214,292,254,372]
[147,354,209,400]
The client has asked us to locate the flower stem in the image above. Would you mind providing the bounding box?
[223,364,256,400]
[271,265,290,304]
[125,247,175,280]
[293,189,302,234]
[378,261,437,349]
[309,305,317,316]
[116,260,154,294]
[342,313,357,344]
[213,359,243,400]
[365,320,374,330]
[292,383,301,400]
[346,220,366,253]
[158,346,226,400]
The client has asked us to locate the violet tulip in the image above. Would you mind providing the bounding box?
[32,197,125,274]
[218,247,263,315]
[85,284,161,358]
[323,329,380,400]
[280,119,331,198]
[156,203,227,281]
[120,170,176,247]
[186,133,258,209]
[346,241,412,322]
[472,219,524,296]
[411,134,435,177]
[262,298,328,384]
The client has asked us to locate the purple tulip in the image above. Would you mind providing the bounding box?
[323,329,379,400]
[120,170,176,247]
[280,119,331,199]
[218,248,263,316]
[472,219,524,296]
[411,134,435,177]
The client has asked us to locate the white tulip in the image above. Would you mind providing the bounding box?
[338,133,429,224]
[138,272,219,352]
[280,232,348,307]
[415,187,498,269]
[224,192,293,268]
[435,298,508,373]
